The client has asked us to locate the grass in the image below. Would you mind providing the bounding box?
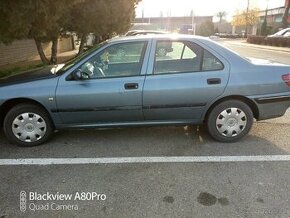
[0,51,77,79]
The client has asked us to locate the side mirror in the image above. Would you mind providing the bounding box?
[72,70,90,80]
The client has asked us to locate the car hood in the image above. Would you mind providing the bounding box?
[0,65,63,86]
[246,57,287,66]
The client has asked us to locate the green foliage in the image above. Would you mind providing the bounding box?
[247,35,290,47]
[282,2,290,28]
[64,0,139,54]
[0,0,74,43]
[0,0,140,61]
[260,19,267,36]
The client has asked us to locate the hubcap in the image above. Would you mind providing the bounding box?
[12,113,47,143]
[216,107,247,137]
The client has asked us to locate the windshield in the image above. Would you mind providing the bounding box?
[57,41,108,74]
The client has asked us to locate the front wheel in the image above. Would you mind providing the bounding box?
[206,100,253,143]
[3,104,53,146]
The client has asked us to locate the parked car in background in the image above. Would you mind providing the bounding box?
[0,35,290,146]
[125,30,172,56]
[125,30,168,36]
[268,28,290,37]
[125,30,141,36]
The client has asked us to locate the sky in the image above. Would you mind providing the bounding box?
[135,0,286,20]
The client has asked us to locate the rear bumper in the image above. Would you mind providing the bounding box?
[253,94,290,120]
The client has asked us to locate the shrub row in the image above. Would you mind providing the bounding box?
[247,35,290,47]
[214,33,242,38]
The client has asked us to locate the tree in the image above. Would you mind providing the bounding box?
[66,0,140,55]
[260,8,268,36]
[282,0,290,28]
[216,11,227,23]
[196,21,215,36]
[0,0,140,64]
[232,8,259,34]
[0,0,78,64]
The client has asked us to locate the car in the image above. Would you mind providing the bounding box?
[268,28,290,37]
[125,30,168,36]
[0,34,290,146]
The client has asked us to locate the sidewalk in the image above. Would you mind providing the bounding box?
[0,49,78,70]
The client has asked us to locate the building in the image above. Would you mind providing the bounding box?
[259,1,290,32]
[230,0,289,35]
[134,16,213,33]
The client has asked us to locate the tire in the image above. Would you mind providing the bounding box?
[206,100,253,143]
[3,104,53,147]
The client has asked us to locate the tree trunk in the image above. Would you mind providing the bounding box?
[78,33,87,56]
[50,37,58,64]
[34,38,49,65]
[282,2,290,28]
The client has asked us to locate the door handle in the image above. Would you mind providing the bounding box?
[207,78,221,85]
[124,83,139,90]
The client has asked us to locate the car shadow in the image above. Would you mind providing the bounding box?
[0,122,289,158]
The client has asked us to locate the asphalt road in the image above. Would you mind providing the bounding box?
[219,39,290,65]
[0,40,290,218]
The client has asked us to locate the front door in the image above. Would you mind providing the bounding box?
[56,41,148,125]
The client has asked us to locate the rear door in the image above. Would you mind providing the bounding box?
[142,39,230,122]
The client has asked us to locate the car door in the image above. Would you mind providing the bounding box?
[142,39,230,122]
[55,41,149,125]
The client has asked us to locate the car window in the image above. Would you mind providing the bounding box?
[77,41,147,79]
[59,41,107,74]
[154,41,202,74]
[202,50,224,71]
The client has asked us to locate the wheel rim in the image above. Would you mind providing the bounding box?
[12,112,47,143]
[216,107,247,137]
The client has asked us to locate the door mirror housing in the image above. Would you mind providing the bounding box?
[72,70,90,80]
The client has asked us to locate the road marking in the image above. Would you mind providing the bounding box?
[1,155,290,166]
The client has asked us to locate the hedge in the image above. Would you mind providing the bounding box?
[247,35,290,47]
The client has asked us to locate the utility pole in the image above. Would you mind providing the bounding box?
[191,10,195,35]
[245,0,250,37]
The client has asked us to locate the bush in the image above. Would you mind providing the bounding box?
[247,35,290,47]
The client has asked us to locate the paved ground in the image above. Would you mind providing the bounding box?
[218,39,290,65]
[0,40,290,218]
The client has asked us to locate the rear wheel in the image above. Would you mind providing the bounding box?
[3,104,53,146]
[207,100,253,142]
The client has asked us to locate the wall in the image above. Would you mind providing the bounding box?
[0,37,73,66]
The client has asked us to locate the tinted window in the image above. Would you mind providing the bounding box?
[154,41,202,74]
[78,41,147,79]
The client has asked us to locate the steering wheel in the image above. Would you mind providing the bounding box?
[92,61,106,77]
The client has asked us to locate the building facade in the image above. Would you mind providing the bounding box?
[134,16,213,32]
